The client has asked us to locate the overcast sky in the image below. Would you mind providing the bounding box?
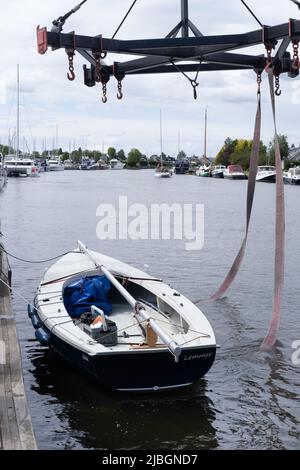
[0,0,299,157]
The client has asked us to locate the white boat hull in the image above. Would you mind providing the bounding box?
[155,171,172,178]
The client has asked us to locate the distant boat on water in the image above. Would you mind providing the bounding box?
[47,156,65,171]
[256,166,276,183]
[223,164,247,180]
[283,166,300,185]
[0,153,7,190]
[110,159,125,170]
[196,109,212,177]
[155,110,172,178]
[5,65,39,178]
[175,161,189,175]
[5,155,39,177]
[211,165,226,178]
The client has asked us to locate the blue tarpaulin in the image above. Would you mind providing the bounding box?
[64,275,112,318]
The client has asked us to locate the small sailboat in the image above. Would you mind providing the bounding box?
[196,109,211,177]
[155,110,172,178]
[29,241,216,392]
[5,66,39,178]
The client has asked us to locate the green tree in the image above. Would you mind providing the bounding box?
[107,147,117,159]
[267,134,289,164]
[177,150,187,160]
[31,151,40,159]
[215,138,237,167]
[116,149,126,162]
[229,139,252,169]
[92,151,102,162]
[61,152,70,161]
[127,148,142,168]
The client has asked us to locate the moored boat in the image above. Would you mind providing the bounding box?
[223,164,247,180]
[110,159,125,170]
[211,165,226,178]
[30,241,216,392]
[283,166,300,185]
[0,153,7,191]
[155,164,172,178]
[196,166,211,177]
[175,161,189,174]
[47,157,65,171]
[5,156,39,177]
[256,165,276,183]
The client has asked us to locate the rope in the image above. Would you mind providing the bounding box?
[260,73,285,350]
[0,276,37,316]
[194,86,262,303]
[0,245,76,264]
[169,59,202,99]
[112,0,139,39]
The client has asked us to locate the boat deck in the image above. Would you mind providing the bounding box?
[0,245,36,450]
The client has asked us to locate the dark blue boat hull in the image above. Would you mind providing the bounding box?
[38,324,216,391]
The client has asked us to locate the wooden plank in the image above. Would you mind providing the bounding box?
[0,246,37,450]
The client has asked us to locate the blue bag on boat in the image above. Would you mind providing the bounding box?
[64,275,112,318]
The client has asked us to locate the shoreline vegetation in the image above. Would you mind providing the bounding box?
[1,134,299,170]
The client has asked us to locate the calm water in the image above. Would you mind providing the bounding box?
[0,170,299,450]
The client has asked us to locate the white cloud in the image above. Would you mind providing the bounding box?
[0,0,299,156]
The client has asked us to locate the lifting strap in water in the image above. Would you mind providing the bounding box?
[260,73,285,350]
[195,74,285,350]
[195,88,261,303]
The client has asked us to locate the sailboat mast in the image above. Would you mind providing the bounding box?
[16,64,20,159]
[204,108,207,161]
[160,109,163,163]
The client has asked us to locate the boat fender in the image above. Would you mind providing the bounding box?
[27,304,34,318]
[28,304,39,318]
[31,313,41,329]
[35,328,50,346]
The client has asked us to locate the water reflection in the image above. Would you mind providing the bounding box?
[29,348,218,450]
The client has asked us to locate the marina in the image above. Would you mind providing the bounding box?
[0,0,300,455]
[0,170,300,449]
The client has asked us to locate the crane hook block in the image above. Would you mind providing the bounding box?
[37,26,48,55]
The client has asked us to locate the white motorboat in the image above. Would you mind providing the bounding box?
[211,165,226,178]
[47,157,65,171]
[283,166,300,185]
[223,164,247,180]
[5,156,39,177]
[256,165,276,183]
[110,159,125,170]
[29,241,216,392]
[0,153,7,191]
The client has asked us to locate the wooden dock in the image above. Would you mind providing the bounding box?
[0,244,37,450]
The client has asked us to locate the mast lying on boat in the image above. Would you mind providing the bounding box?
[77,241,182,362]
